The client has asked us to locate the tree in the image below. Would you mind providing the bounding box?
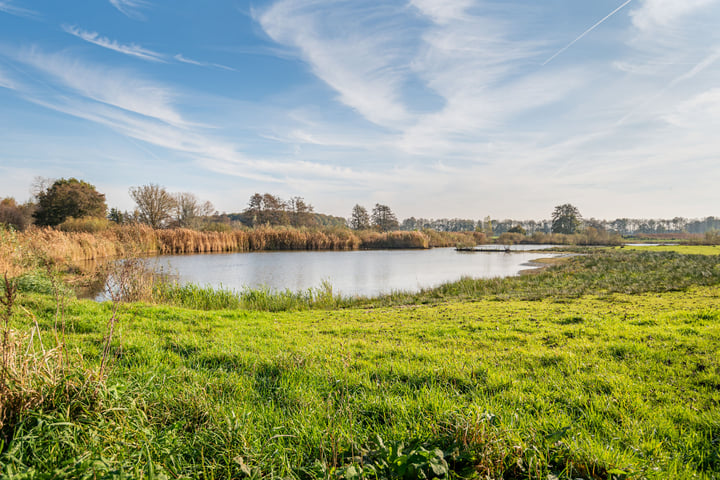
[0,197,35,231]
[108,208,128,224]
[371,204,399,232]
[288,196,315,227]
[244,193,264,226]
[174,192,214,228]
[242,193,288,226]
[551,203,582,234]
[262,193,288,225]
[349,204,371,230]
[129,184,176,229]
[33,178,107,226]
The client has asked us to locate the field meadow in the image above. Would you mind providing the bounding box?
[618,245,720,255]
[1,247,719,479]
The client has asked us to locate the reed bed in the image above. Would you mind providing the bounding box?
[357,230,431,249]
[421,229,486,247]
[2,226,436,276]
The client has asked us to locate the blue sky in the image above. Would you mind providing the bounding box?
[1,0,719,220]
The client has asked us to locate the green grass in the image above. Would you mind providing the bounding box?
[618,244,720,255]
[2,250,720,478]
[152,280,344,311]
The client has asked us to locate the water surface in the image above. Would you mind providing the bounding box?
[149,246,558,298]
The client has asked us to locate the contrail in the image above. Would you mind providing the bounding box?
[543,0,634,66]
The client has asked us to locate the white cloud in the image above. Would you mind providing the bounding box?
[174,54,235,72]
[109,0,149,20]
[257,0,557,155]
[258,0,416,128]
[0,67,15,89]
[18,48,184,126]
[630,0,718,31]
[63,25,165,62]
[408,0,473,24]
[0,0,36,18]
[664,88,720,129]
[8,48,393,191]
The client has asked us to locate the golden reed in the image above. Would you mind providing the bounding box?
[1,225,488,276]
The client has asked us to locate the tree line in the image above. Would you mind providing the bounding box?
[1,177,719,236]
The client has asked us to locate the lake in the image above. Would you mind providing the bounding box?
[145,245,559,298]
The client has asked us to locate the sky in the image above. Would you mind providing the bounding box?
[1,0,719,221]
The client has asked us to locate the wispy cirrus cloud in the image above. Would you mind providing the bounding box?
[0,67,15,89]
[63,25,165,62]
[174,54,235,72]
[630,0,719,31]
[17,48,183,126]
[257,0,566,156]
[63,25,238,71]
[0,0,36,18]
[5,48,389,191]
[109,0,149,20]
[257,1,419,128]
[250,0,720,217]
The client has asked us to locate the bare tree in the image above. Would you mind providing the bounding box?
[129,184,176,229]
[174,192,215,228]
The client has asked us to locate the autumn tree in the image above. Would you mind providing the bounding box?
[0,197,35,231]
[551,203,582,234]
[129,184,176,229]
[372,204,399,232]
[288,196,315,227]
[242,193,291,226]
[174,192,214,228]
[349,204,370,230]
[508,225,526,235]
[33,178,107,226]
[263,193,288,225]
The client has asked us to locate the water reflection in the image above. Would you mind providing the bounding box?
[136,246,558,298]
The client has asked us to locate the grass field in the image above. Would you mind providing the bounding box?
[1,250,720,479]
[619,244,720,255]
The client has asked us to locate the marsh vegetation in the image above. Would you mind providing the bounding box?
[1,243,719,478]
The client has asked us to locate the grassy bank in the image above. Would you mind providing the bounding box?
[2,283,719,479]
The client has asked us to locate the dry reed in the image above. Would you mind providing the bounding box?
[0,225,493,279]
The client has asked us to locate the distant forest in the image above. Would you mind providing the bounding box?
[1,178,719,236]
[400,216,720,236]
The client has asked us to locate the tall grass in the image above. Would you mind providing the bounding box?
[153,280,346,311]
[0,269,98,449]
